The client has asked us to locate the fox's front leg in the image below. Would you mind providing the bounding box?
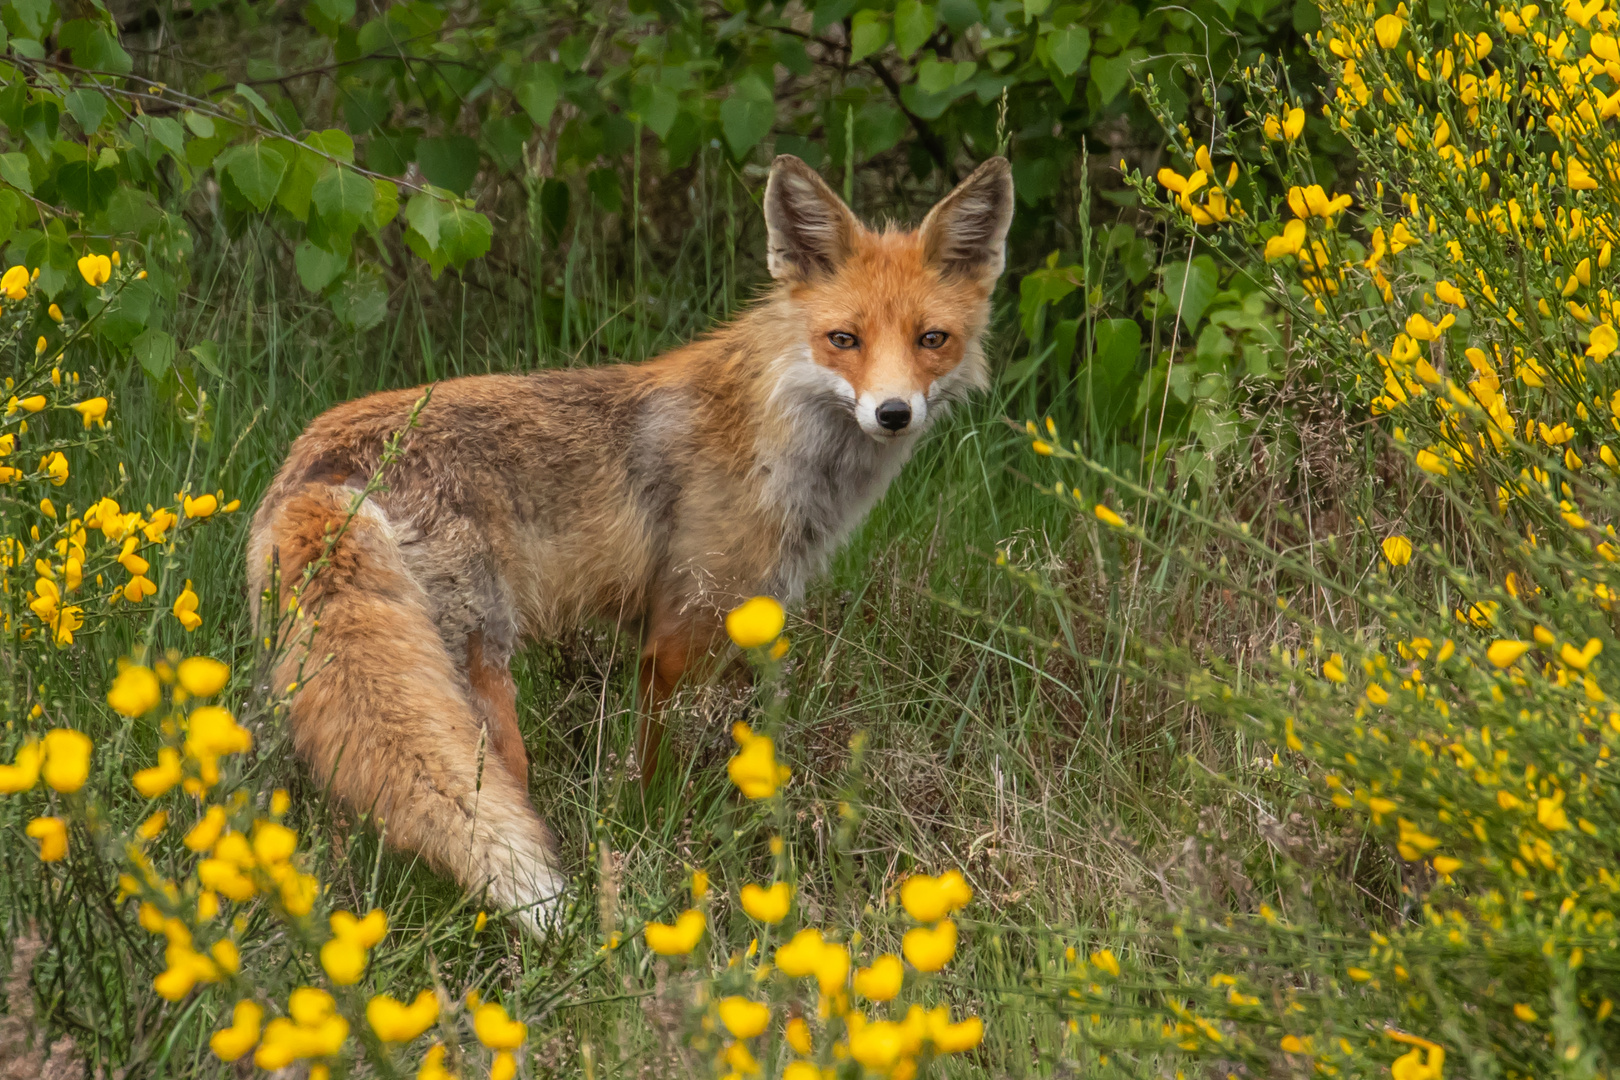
[466,632,529,786]
[636,619,691,789]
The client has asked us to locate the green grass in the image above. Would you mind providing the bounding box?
[1,176,1387,1078]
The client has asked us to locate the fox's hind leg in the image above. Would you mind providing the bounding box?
[250,486,566,935]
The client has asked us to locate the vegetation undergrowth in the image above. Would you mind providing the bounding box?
[19,0,1620,1076]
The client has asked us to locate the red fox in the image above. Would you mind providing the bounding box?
[247,154,1014,934]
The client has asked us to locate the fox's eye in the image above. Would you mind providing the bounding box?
[919,330,949,349]
[828,331,859,349]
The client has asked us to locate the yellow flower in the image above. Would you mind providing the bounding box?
[367,990,440,1042]
[0,740,43,793]
[40,450,67,484]
[124,574,158,602]
[1280,1034,1310,1054]
[1090,948,1121,977]
[320,937,370,985]
[1415,449,1448,475]
[775,928,828,977]
[725,595,785,649]
[472,1002,527,1050]
[178,656,230,697]
[1405,312,1455,340]
[0,265,29,299]
[1375,11,1406,46]
[901,919,958,972]
[1282,106,1305,139]
[739,881,793,923]
[210,1000,264,1061]
[1347,966,1373,981]
[71,397,108,428]
[727,724,790,798]
[1589,323,1618,360]
[1487,640,1531,668]
[47,304,62,324]
[1432,855,1462,874]
[811,940,850,992]
[1265,218,1308,260]
[847,1016,906,1070]
[785,1016,813,1055]
[474,910,488,931]
[1382,535,1414,566]
[41,728,92,792]
[718,996,771,1039]
[27,816,67,861]
[643,909,705,955]
[184,493,218,518]
[77,253,112,287]
[927,1009,984,1053]
[174,580,202,631]
[418,1044,455,1080]
[852,954,905,1001]
[1435,280,1466,306]
[1513,1002,1537,1022]
[1094,504,1126,528]
[1322,654,1347,683]
[900,869,973,922]
[1570,158,1599,190]
[1537,793,1571,830]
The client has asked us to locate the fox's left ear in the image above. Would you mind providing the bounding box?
[919,157,1015,287]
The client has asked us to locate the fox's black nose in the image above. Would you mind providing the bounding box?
[876,399,912,431]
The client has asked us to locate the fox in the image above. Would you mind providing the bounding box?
[247,154,1014,934]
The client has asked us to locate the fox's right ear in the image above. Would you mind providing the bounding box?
[763,156,859,282]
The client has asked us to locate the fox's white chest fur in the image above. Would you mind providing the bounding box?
[756,346,921,601]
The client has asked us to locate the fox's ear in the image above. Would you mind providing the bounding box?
[919,157,1015,287]
[763,156,859,281]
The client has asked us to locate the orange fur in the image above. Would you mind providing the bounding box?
[247,156,1014,934]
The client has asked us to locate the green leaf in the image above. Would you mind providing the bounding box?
[189,340,223,378]
[1162,254,1219,332]
[1090,318,1141,389]
[1091,48,1144,105]
[306,128,356,164]
[719,76,775,158]
[1024,0,1051,17]
[311,165,376,234]
[276,148,322,222]
[105,187,162,237]
[849,11,889,63]
[0,152,33,194]
[6,0,49,39]
[131,327,176,380]
[147,116,186,160]
[310,0,355,24]
[631,82,680,140]
[893,0,936,57]
[63,89,107,134]
[295,240,347,293]
[330,263,389,330]
[233,83,280,129]
[1048,25,1090,77]
[182,110,215,138]
[217,142,289,210]
[0,189,18,247]
[404,191,446,251]
[415,135,479,196]
[371,179,399,229]
[514,62,562,127]
[437,204,492,270]
[56,161,117,214]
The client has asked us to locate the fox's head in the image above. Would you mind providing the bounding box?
[763,155,1013,442]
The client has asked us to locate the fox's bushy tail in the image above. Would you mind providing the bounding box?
[248,484,565,935]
